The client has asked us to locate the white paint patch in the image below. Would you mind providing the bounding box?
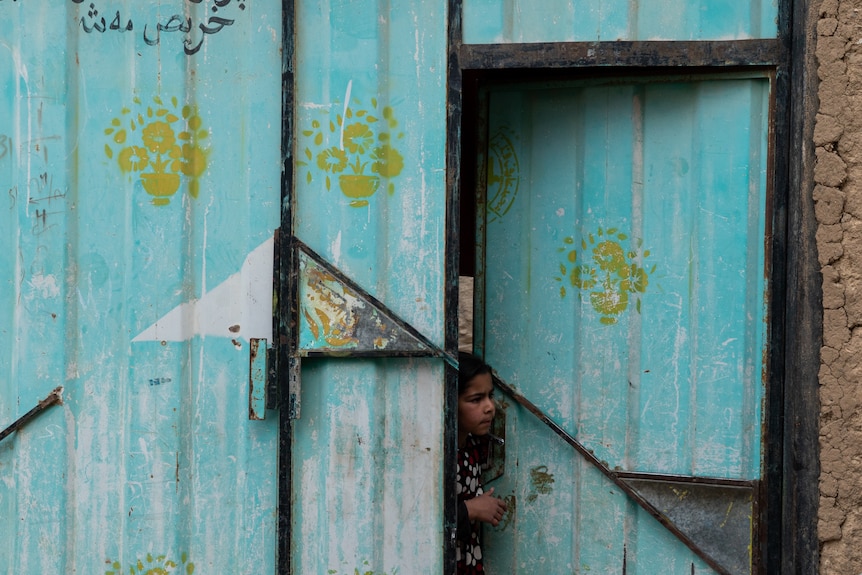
[132,237,274,342]
[331,230,342,267]
[339,79,352,150]
[28,273,60,298]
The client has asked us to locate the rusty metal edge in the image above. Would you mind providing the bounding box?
[615,470,757,489]
[460,39,785,70]
[0,387,63,445]
[276,0,296,572]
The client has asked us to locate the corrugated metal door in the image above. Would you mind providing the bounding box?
[475,76,770,574]
[289,1,448,574]
[0,2,282,573]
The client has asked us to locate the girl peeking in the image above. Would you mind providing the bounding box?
[456,352,508,574]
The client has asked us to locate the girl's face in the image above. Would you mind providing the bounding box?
[458,372,496,443]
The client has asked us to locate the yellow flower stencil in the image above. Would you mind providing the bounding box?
[299,95,405,208]
[105,95,209,206]
[105,551,194,575]
[556,227,654,325]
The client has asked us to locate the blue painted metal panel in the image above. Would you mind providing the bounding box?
[292,0,447,573]
[479,77,769,573]
[463,0,778,43]
[0,2,281,573]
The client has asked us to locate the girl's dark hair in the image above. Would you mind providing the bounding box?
[458,352,491,394]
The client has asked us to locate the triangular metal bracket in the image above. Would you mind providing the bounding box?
[621,475,755,575]
[281,237,456,420]
[294,238,453,361]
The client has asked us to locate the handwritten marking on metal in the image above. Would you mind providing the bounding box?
[1,126,68,235]
[74,0,245,55]
[105,95,209,206]
[490,374,734,575]
[298,87,405,208]
[0,387,63,444]
[555,226,654,324]
[0,0,246,55]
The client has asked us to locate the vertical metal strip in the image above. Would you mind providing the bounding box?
[471,86,490,358]
[445,0,463,572]
[776,0,821,572]
[765,1,791,572]
[277,0,297,572]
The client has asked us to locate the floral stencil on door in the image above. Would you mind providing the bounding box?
[486,126,520,223]
[555,227,654,325]
[105,551,194,575]
[104,95,209,206]
[299,87,405,208]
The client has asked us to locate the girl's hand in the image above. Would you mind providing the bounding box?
[464,487,508,526]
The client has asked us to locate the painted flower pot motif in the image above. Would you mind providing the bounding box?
[104,95,209,206]
[105,551,195,575]
[299,89,405,207]
[141,172,181,205]
[556,227,655,325]
[339,174,380,207]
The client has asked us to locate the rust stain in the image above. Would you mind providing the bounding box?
[229,324,240,333]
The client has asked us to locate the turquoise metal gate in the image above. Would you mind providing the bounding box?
[0,2,282,572]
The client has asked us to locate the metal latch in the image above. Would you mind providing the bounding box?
[249,339,267,420]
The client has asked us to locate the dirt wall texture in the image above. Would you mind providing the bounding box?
[816,1,862,572]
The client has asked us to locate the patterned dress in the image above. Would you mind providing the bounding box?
[456,434,489,574]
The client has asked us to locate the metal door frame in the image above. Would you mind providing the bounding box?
[444,1,820,574]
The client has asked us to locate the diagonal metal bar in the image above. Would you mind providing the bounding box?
[0,387,64,444]
[490,374,734,575]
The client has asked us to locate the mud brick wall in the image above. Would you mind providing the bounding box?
[815,1,862,572]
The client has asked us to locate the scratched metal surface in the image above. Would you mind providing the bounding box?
[291,1,447,574]
[0,2,281,573]
[462,0,779,43]
[479,77,769,573]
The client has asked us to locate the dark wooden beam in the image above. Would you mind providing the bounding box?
[460,39,785,70]
[780,0,822,572]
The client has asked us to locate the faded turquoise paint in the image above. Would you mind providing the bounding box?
[479,77,769,573]
[292,0,447,573]
[0,2,281,574]
[463,0,778,43]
